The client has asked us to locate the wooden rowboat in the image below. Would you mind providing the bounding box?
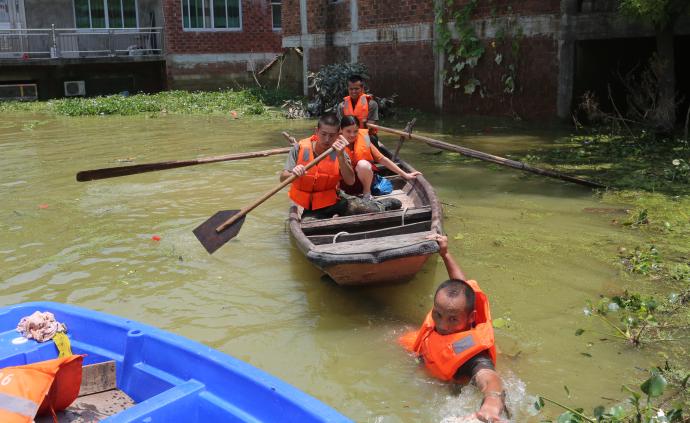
[288,148,443,285]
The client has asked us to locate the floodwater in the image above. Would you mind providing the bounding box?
[0,112,659,421]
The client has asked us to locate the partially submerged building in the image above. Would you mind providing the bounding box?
[0,0,285,99]
[281,0,690,120]
[1,0,688,121]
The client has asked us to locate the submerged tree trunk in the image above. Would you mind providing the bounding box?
[653,24,676,133]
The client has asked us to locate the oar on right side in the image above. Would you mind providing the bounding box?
[369,123,606,189]
[193,145,337,254]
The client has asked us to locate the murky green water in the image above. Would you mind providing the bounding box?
[1,113,658,421]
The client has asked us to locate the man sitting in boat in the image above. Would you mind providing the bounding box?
[336,74,386,152]
[400,234,507,423]
[340,115,421,201]
[280,113,355,219]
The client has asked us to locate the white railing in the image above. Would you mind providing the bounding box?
[0,26,163,59]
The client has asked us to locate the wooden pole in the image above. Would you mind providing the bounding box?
[393,118,416,161]
[369,123,606,189]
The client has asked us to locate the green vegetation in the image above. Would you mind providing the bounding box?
[433,0,522,109]
[536,368,687,422]
[527,130,690,421]
[0,89,295,117]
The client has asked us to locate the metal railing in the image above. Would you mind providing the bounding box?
[0,26,163,59]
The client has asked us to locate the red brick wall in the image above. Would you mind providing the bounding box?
[359,41,436,109]
[310,46,351,70]
[163,0,282,54]
[306,0,350,33]
[358,0,434,28]
[442,36,558,118]
[282,0,301,36]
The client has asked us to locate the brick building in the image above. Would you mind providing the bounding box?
[162,0,285,90]
[282,0,690,120]
[0,0,287,99]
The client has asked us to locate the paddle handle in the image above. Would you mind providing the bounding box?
[76,146,292,182]
[216,146,337,232]
[368,123,606,189]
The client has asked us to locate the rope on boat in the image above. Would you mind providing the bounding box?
[333,231,349,243]
[401,207,409,226]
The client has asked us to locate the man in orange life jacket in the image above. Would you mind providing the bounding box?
[400,234,506,423]
[280,113,355,219]
[336,74,390,156]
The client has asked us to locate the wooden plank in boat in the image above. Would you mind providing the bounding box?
[308,221,431,245]
[300,206,432,235]
[313,231,436,254]
[79,360,116,396]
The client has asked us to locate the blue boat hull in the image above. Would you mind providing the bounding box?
[0,302,351,422]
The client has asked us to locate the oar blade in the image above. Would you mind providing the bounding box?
[193,210,245,254]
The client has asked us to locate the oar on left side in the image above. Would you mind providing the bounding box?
[193,145,336,254]
[76,146,292,182]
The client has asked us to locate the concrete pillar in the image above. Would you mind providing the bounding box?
[300,0,309,96]
[432,0,444,111]
[350,0,358,63]
[557,0,578,119]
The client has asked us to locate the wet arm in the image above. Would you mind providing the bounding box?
[441,250,466,281]
[474,369,505,421]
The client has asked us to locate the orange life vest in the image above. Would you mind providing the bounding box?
[345,129,376,164]
[288,137,341,210]
[0,355,84,423]
[399,280,496,382]
[342,95,372,128]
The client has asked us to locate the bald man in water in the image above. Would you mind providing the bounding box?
[400,235,506,422]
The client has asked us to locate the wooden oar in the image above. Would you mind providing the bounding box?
[193,145,336,254]
[76,146,291,182]
[369,123,606,189]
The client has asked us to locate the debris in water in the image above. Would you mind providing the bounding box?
[38,204,49,209]
[151,235,161,241]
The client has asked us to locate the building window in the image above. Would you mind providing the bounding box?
[74,0,138,29]
[182,0,241,30]
[271,1,281,30]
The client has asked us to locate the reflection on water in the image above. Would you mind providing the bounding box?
[0,113,656,421]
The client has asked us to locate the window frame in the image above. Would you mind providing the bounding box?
[180,0,243,32]
[72,0,140,30]
[270,0,281,31]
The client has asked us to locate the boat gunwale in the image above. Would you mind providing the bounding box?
[288,148,443,269]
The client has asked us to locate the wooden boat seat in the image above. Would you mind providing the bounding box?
[308,220,431,245]
[312,232,437,254]
[36,360,135,423]
[300,206,432,236]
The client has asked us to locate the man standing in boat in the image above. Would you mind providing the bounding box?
[400,234,507,423]
[280,113,355,219]
[336,75,387,154]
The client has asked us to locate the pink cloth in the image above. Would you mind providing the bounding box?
[16,311,67,342]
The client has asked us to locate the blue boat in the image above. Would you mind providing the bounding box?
[0,302,351,422]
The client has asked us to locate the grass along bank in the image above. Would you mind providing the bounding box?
[523,132,690,422]
[0,89,296,117]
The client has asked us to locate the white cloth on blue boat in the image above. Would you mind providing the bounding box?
[16,311,67,342]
